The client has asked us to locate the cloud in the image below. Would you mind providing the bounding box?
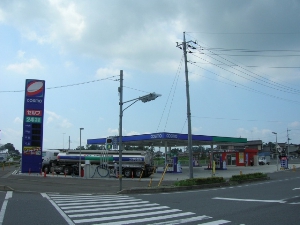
[45,110,73,128]
[6,58,43,74]
[289,121,300,128]
[13,117,22,124]
[95,68,120,79]
[107,128,118,135]
[126,131,140,136]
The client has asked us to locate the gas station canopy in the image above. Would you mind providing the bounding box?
[87,132,247,147]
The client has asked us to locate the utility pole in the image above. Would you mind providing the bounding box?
[118,70,123,191]
[287,128,291,167]
[68,136,70,150]
[177,32,195,179]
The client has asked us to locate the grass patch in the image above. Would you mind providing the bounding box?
[174,177,225,187]
[230,172,267,182]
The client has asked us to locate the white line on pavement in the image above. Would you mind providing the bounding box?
[0,191,13,225]
[213,197,286,203]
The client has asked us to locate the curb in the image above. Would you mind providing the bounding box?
[118,177,271,194]
[118,182,231,194]
[0,185,14,191]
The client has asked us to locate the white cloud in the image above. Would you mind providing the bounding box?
[17,50,25,58]
[289,121,300,128]
[13,117,22,124]
[49,0,85,41]
[95,68,121,79]
[107,128,118,135]
[6,58,43,74]
[126,131,140,136]
[45,110,73,128]
[60,119,72,128]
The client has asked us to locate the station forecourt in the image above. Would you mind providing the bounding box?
[87,132,249,171]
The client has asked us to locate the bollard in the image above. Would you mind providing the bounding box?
[293,165,296,172]
[64,171,66,177]
[240,170,242,175]
[148,177,152,187]
[132,171,134,179]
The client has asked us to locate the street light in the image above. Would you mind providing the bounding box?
[272,132,278,171]
[118,70,161,191]
[79,128,84,177]
[63,133,65,150]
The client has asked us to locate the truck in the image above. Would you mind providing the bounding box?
[42,149,155,178]
[258,156,270,165]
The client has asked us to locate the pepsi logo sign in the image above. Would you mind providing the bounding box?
[26,81,44,97]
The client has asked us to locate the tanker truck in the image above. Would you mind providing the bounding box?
[42,149,155,178]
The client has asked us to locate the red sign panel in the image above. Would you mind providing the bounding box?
[25,109,42,116]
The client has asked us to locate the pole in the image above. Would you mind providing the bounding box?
[68,136,70,150]
[119,70,123,191]
[182,31,193,178]
[276,133,278,171]
[79,128,84,177]
[79,129,81,176]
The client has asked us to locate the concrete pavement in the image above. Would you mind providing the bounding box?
[0,163,299,194]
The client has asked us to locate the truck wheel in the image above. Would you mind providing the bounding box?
[123,169,132,178]
[64,167,72,175]
[134,169,143,178]
[43,166,50,174]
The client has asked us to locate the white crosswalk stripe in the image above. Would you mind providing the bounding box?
[43,193,232,225]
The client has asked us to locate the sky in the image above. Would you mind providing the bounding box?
[1,0,300,151]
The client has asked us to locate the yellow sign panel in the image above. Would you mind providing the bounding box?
[239,152,244,163]
[23,146,41,155]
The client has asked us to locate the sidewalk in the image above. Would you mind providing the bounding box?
[151,163,300,181]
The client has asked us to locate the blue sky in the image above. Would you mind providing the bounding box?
[1,0,300,151]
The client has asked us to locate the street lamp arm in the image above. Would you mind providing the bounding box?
[122,99,139,112]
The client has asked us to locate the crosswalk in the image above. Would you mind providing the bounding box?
[42,193,232,225]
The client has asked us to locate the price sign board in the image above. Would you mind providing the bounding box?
[21,79,45,173]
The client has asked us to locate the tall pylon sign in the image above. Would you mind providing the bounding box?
[21,79,45,173]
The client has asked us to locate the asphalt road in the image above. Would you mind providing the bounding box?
[0,167,299,224]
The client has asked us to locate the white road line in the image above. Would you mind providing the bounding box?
[41,193,75,225]
[57,198,139,206]
[198,220,231,225]
[0,191,13,225]
[147,215,212,225]
[213,197,286,203]
[74,209,182,223]
[61,200,150,210]
[93,212,195,225]
[54,197,135,203]
[292,188,300,190]
[69,206,169,218]
[64,203,159,213]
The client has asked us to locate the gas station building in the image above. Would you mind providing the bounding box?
[87,132,256,167]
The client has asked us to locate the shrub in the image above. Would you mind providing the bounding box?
[230,172,267,182]
[174,177,225,187]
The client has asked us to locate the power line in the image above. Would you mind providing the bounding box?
[0,76,119,93]
[188,43,300,95]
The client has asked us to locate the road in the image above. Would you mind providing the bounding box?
[0,169,300,224]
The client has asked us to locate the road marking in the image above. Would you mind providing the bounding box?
[74,209,183,223]
[292,188,300,190]
[197,220,231,225]
[145,215,212,225]
[0,191,13,225]
[93,213,199,225]
[41,193,75,225]
[213,197,286,203]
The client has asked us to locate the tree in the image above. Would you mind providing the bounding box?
[75,146,86,150]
